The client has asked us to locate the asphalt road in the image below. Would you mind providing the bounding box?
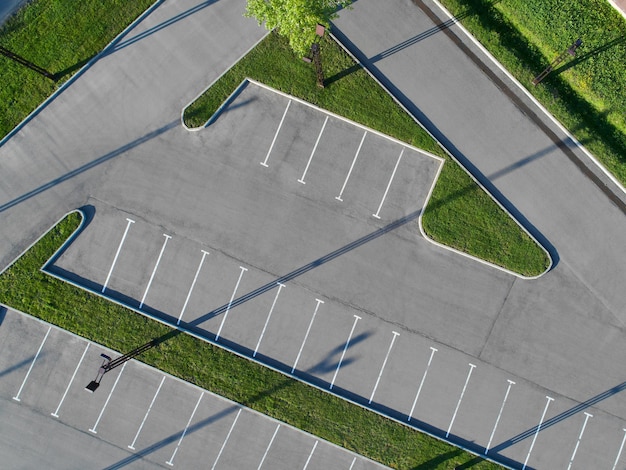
[0,0,29,27]
[0,307,385,470]
[1,0,626,468]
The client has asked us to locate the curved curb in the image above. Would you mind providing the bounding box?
[25,211,513,470]
[0,0,166,149]
[328,31,553,279]
[0,208,86,277]
[181,31,271,131]
[180,28,551,279]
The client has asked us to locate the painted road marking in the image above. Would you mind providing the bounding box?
[102,218,135,293]
[408,346,437,422]
[446,363,476,438]
[261,100,291,167]
[292,299,324,374]
[253,282,286,357]
[177,250,210,325]
[612,428,626,470]
[215,266,247,342]
[211,408,242,470]
[257,424,280,470]
[298,115,329,184]
[485,379,515,454]
[302,440,318,470]
[52,342,90,417]
[139,233,172,309]
[373,148,404,219]
[13,325,51,402]
[330,315,361,390]
[567,412,593,470]
[166,391,204,466]
[128,375,166,450]
[336,131,367,202]
[349,457,356,469]
[89,362,127,434]
[368,331,400,404]
[521,395,554,470]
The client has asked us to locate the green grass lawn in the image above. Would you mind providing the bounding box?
[437,0,626,185]
[0,0,155,138]
[0,210,503,470]
[184,31,550,277]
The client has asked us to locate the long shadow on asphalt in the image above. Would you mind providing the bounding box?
[0,120,178,215]
[109,0,220,53]
[331,25,562,269]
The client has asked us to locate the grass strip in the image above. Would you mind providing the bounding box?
[0,0,156,138]
[184,31,549,276]
[437,0,626,185]
[0,211,503,469]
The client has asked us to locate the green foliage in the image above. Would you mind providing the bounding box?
[0,0,155,138]
[244,0,352,56]
[0,212,503,469]
[184,31,549,276]
[438,0,626,184]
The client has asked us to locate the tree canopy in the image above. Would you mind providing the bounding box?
[245,0,352,57]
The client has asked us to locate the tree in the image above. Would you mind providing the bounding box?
[245,0,352,57]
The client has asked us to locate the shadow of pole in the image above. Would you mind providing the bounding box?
[326,0,501,85]
[0,120,178,215]
[489,380,626,456]
[102,376,294,469]
[552,35,626,76]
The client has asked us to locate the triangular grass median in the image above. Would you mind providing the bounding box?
[184,31,550,277]
[0,211,504,469]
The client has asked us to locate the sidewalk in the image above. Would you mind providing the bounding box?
[609,0,626,19]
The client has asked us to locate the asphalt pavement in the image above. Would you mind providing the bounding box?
[1,0,626,469]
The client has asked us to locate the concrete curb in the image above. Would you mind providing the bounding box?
[328,30,552,280]
[19,208,512,470]
[0,0,166,149]
[431,0,626,196]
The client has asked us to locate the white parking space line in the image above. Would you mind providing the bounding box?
[302,440,318,470]
[330,315,361,390]
[612,428,626,470]
[102,217,135,293]
[254,282,285,357]
[336,131,367,202]
[89,362,127,434]
[215,266,248,342]
[298,115,329,184]
[52,342,90,417]
[128,375,166,450]
[522,395,554,470]
[257,424,280,470]
[166,391,204,466]
[139,233,172,309]
[292,299,324,374]
[13,325,51,402]
[368,331,400,404]
[177,250,210,325]
[373,148,404,219]
[261,99,291,167]
[485,379,515,454]
[446,363,476,438]
[567,412,593,470]
[349,457,356,469]
[408,346,437,422]
[211,408,242,470]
